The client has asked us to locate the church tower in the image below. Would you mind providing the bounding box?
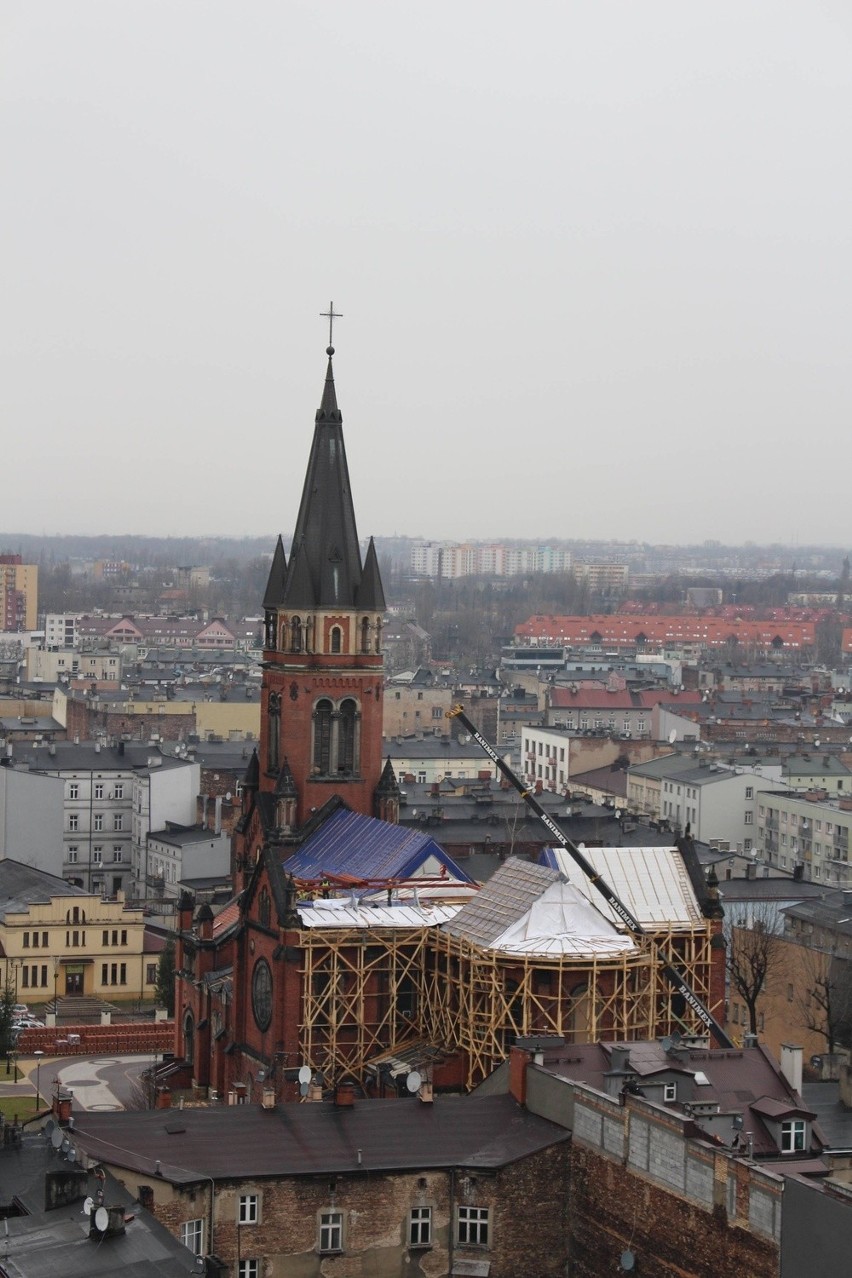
[258,340,386,826]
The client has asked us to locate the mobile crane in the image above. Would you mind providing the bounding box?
[448,704,734,1048]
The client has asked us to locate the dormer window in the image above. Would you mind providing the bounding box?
[781,1119,806,1153]
[664,1083,677,1102]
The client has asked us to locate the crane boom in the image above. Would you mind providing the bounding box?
[448,705,733,1048]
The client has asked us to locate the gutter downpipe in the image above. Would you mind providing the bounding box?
[448,1167,456,1276]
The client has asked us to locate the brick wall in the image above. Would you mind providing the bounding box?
[557,1084,780,1278]
[108,1138,570,1278]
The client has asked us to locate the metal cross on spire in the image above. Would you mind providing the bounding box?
[320,301,343,348]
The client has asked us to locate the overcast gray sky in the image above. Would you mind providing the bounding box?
[2,2,850,547]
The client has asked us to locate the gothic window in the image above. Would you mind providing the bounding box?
[330,626,342,655]
[183,1011,195,1066]
[267,692,281,773]
[338,699,357,774]
[375,618,382,654]
[258,888,271,929]
[361,617,370,654]
[265,611,276,649]
[290,616,303,653]
[313,699,333,774]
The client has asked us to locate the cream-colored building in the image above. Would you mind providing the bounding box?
[0,859,156,1004]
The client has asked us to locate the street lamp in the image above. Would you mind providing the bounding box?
[33,1049,44,1111]
[53,958,60,1027]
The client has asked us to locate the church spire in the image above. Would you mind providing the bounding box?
[280,341,379,610]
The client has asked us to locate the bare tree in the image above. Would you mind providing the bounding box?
[796,950,852,1056]
[725,902,787,1035]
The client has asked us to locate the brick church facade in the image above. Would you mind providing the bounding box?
[171,340,726,1104]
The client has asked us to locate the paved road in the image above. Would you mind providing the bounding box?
[0,1054,154,1112]
[57,1055,152,1110]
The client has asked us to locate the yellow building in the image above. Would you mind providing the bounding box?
[0,859,156,1004]
[0,557,38,632]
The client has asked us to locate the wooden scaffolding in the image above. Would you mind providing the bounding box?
[295,916,721,1091]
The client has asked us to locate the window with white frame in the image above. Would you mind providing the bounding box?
[238,1194,259,1224]
[744,812,753,825]
[238,1261,259,1278]
[318,1209,343,1253]
[68,783,79,799]
[68,847,78,863]
[94,813,103,831]
[94,783,104,799]
[409,1205,432,1247]
[114,783,123,799]
[113,814,123,831]
[781,1120,806,1153]
[457,1205,489,1247]
[180,1218,204,1255]
[663,1083,677,1102]
[745,786,754,800]
[68,814,78,832]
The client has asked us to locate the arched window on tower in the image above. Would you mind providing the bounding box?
[330,626,342,654]
[183,1011,195,1066]
[313,699,333,774]
[290,616,303,653]
[360,617,370,654]
[338,698,358,774]
[267,691,281,773]
[375,618,382,654]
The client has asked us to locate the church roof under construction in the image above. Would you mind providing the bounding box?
[539,846,705,932]
[282,806,474,886]
[441,858,635,959]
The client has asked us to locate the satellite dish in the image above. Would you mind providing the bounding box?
[298,1065,312,1085]
[668,729,677,743]
[61,1137,71,1154]
[406,1070,423,1094]
[299,1081,310,1097]
[82,1197,94,1216]
[615,809,622,820]
[51,1127,63,1150]
[44,1118,56,1138]
[67,1146,77,1163]
[661,1036,673,1052]
[621,1249,636,1272]
[94,1206,110,1233]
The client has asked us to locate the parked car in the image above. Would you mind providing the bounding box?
[11,1004,29,1018]
[12,1017,43,1030]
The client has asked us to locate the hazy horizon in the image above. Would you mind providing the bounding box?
[3,3,851,546]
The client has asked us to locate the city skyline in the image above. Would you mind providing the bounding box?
[3,3,851,545]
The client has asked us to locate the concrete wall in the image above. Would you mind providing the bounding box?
[0,766,65,874]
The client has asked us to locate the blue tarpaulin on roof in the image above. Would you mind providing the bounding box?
[283,808,473,883]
